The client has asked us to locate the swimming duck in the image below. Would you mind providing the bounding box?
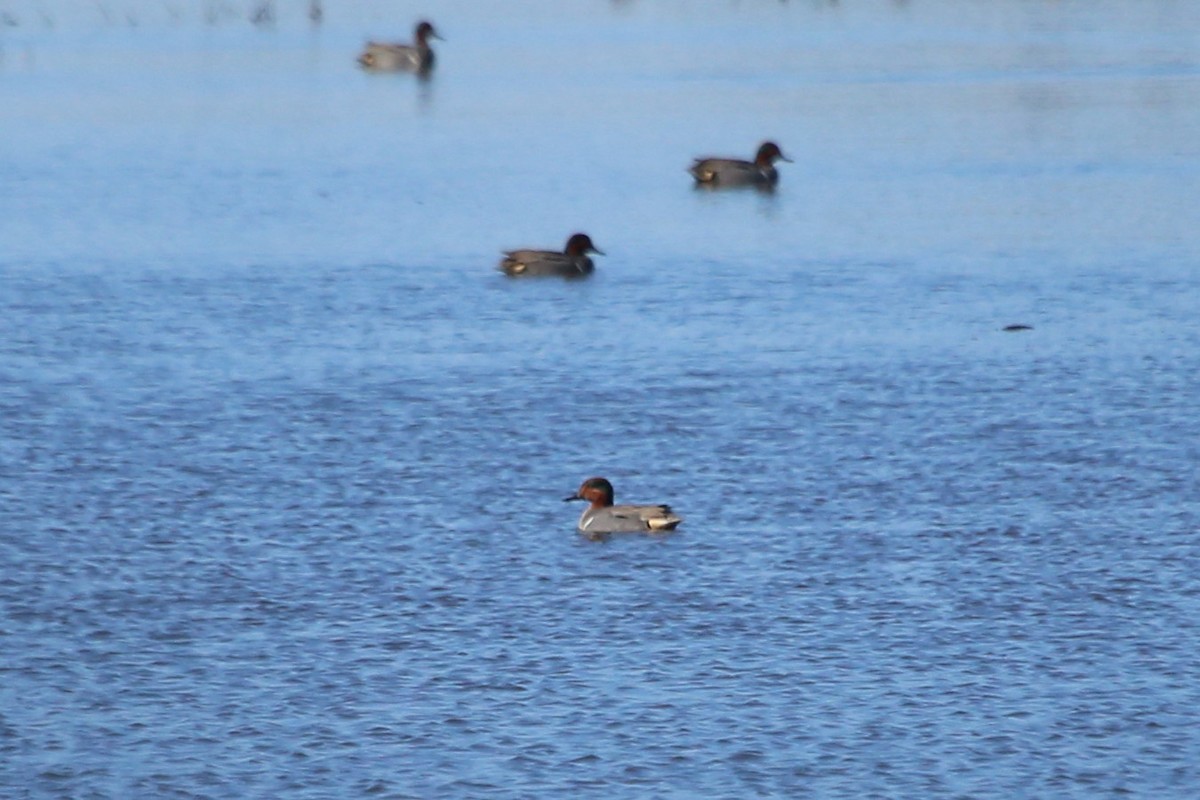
[498,233,604,278]
[358,21,441,73]
[689,141,792,186]
[564,477,683,536]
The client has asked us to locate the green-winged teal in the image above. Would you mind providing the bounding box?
[689,141,792,186]
[358,21,441,73]
[564,477,683,537]
[498,233,604,278]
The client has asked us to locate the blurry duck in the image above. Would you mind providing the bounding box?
[689,141,792,187]
[250,0,273,26]
[358,20,442,73]
[498,233,604,278]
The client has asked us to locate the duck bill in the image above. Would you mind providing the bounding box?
[563,493,583,502]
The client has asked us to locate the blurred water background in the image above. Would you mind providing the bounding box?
[3,1,1200,797]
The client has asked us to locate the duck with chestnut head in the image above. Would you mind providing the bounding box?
[564,477,683,537]
[498,233,604,278]
[358,20,442,73]
[689,141,792,186]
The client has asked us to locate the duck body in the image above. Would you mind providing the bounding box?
[358,20,440,72]
[689,141,792,186]
[499,233,603,278]
[564,477,683,537]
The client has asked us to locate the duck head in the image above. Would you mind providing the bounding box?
[755,141,792,167]
[563,477,615,508]
[563,233,604,257]
[415,20,442,44]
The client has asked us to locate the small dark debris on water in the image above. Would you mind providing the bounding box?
[1002,324,1033,332]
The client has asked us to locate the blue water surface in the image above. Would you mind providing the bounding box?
[3,1,1200,797]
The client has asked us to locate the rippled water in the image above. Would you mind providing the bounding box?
[4,1,1200,797]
